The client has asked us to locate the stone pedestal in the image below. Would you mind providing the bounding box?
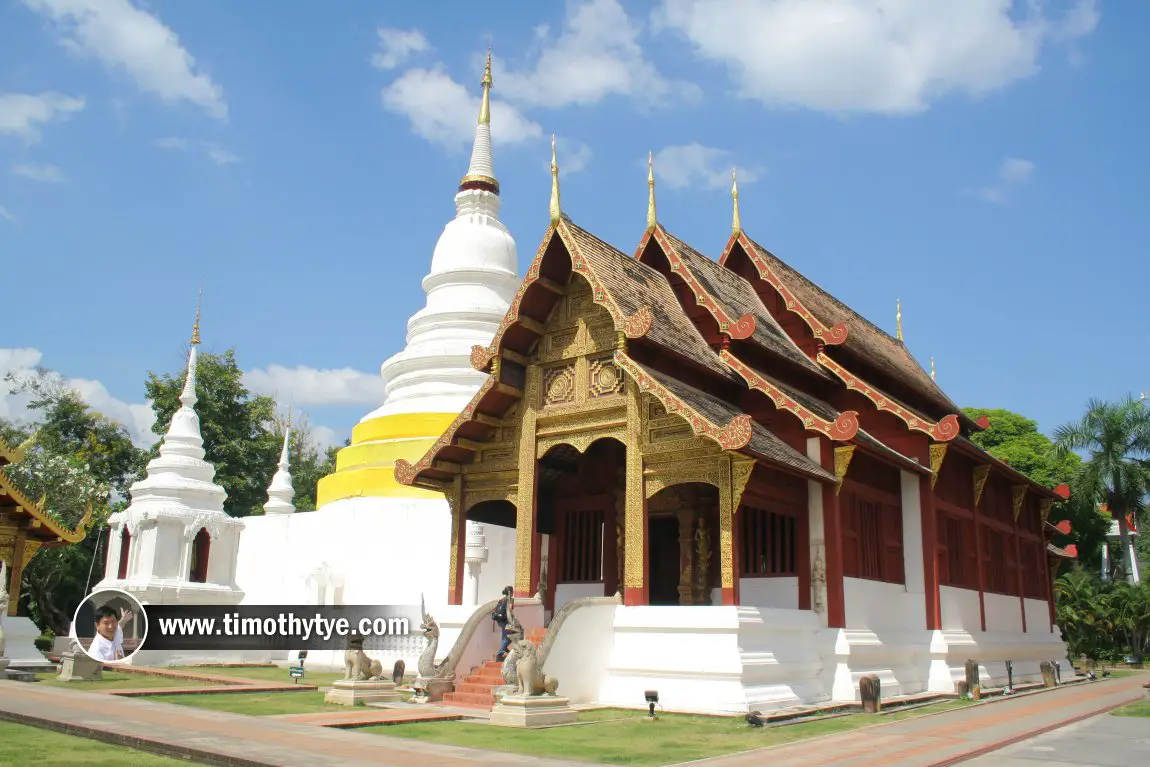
[57,651,103,681]
[324,679,402,706]
[489,694,577,728]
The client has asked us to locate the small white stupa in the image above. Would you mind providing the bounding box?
[97,300,245,606]
[262,424,295,515]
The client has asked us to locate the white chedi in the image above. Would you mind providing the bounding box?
[263,427,295,515]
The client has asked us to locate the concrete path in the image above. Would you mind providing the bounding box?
[962,711,1150,767]
[680,674,1148,767]
[0,680,603,767]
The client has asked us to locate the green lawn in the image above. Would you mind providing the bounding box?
[35,671,214,691]
[148,689,355,716]
[0,721,196,767]
[1110,700,1150,717]
[168,664,345,687]
[362,701,966,766]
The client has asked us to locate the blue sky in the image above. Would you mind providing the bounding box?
[1,0,1145,452]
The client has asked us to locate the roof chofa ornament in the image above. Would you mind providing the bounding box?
[731,167,741,238]
[646,151,657,232]
[549,134,561,226]
[896,297,903,342]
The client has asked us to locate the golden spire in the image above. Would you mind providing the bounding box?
[478,46,492,125]
[731,167,741,237]
[895,298,903,342]
[646,151,657,232]
[549,134,561,226]
[191,283,202,346]
[930,356,936,381]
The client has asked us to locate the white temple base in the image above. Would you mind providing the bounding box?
[0,617,53,670]
[324,679,402,706]
[489,695,577,727]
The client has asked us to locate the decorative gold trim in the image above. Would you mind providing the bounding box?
[834,445,855,494]
[731,457,755,509]
[654,229,756,340]
[1038,498,1054,523]
[446,476,462,596]
[624,378,645,589]
[817,352,960,442]
[0,467,92,543]
[514,365,541,594]
[929,443,948,489]
[1012,485,1027,522]
[738,236,848,346]
[973,465,990,506]
[549,134,561,226]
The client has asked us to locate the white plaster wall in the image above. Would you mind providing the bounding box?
[1024,598,1052,634]
[984,592,1023,634]
[538,600,618,703]
[555,583,603,612]
[740,577,799,610]
[475,524,515,603]
[940,586,981,631]
[900,471,926,597]
[844,578,921,631]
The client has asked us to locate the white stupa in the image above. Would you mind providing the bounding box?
[262,426,295,515]
[97,307,245,607]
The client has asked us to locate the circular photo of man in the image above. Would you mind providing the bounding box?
[71,589,147,664]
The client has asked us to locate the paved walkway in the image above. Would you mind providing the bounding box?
[0,680,601,767]
[271,707,464,728]
[681,674,1148,767]
[0,674,1144,767]
[961,709,1150,767]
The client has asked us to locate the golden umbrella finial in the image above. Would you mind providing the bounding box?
[191,283,202,346]
[731,167,741,237]
[896,297,903,342]
[549,134,561,226]
[478,44,493,125]
[646,151,657,232]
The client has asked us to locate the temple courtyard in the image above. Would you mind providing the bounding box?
[0,666,1146,767]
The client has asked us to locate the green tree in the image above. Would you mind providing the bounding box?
[250,411,343,513]
[1054,396,1150,585]
[2,369,146,634]
[144,348,280,517]
[963,407,1109,568]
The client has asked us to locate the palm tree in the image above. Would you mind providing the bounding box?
[1054,396,1150,584]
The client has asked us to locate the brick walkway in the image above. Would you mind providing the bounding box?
[271,707,464,727]
[675,674,1149,767]
[0,674,1144,767]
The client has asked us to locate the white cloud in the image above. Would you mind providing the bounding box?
[0,347,157,447]
[382,66,542,149]
[497,0,692,109]
[975,156,1034,204]
[0,206,16,224]
[11,162,67,183]
[372,27,431,70]
[652,144,760,190]
[0,91,85,142]
[243,365,386,408]
[310,425,339,450]
[22,0,227,121]
[155,136,238,166]
[653,0,1100,114]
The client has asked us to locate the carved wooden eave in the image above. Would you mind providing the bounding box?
[721,232,849,346]
[929,442,949,489]
[0,466,92,544]
[645,226,756,340]
[0,433,26,464]
[834,445,856,495]
[719,349,858,441]
[816,352,960,442]
[1011,485,1027,522]
[952,438,1069,504]
[470,220,655,375]
[973,464,990,506]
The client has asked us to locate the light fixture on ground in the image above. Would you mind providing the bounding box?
[644,690,658,720]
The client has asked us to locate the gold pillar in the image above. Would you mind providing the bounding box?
[623,379,647,605]
[514,365,541,596]
[677,505,696,605]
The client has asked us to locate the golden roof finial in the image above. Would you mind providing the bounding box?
[549,134,561,226]
[191,283,202,346]
[895,297,903,342]
[930,356,936,381]
[731,167,741,237]
[478,45,492,125]
[646,151,657,232]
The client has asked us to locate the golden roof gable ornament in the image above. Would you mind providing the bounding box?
[191,283,202,346]
[731,167,741,237]
[478,46,492,125]
[549,134,561,226]
[646,151,657,232]
[896,297,903,342]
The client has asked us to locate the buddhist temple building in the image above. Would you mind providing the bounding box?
[393,149,1075,713]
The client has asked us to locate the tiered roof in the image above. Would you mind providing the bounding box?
[396,155,1066,510]
[0,433,92,546]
